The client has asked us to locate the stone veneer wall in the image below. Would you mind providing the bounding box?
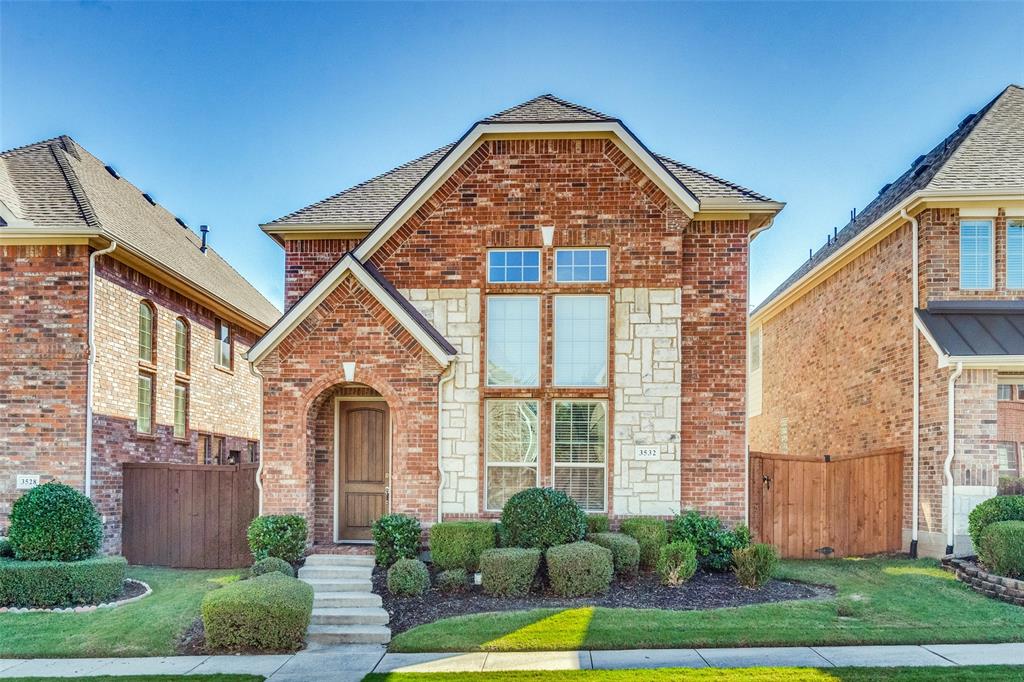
[613,287,682,515]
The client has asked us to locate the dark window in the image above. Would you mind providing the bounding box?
[213,436,225,464]
[997,442,1020,477]
[198,433,211,464]
[247,441,260,463]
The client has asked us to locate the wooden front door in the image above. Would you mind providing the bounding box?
[337,401,389,541]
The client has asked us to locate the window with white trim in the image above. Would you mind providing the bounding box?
[750,327,762,372]
[485,400,539,510]
[553,295,608,386]
[175,318,190,374]
[999,384,1013,401]
[486,296,540,386]
[1007,220,1024,289]
[214,318,232,369]
[137,372,154,434]
[138,301,155,363]
[997,441,1019,477]
[960,220,994,289]
[488,250,540,283]
[555,249,608,283]
[553,401,607,511]
[173,382,188,439]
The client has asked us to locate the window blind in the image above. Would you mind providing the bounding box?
[960,220,994,289]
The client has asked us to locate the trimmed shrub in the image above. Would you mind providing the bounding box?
[587,532,640,578]
[8,482,102,561]
[668,511,750,572]
[657,541,698,586]
[967,495,1024,550]
[495,522,511,548]
[387,558,430,596]
[546,541,613,597]
[430,521,496,572]
[0,556,127,608]
[586,515,610,534]
[978,521,1024,578]
[250,556,294,578]
[436,568,468,593]
[733,543,778,589]
[0,539,12,558]
[202,572,312,652]
[480,547,541,596]
[247,515,307,563]
[998,476,1024,496]
[372,514,422,567]
[500,488,586,550]
[619,517,668,571]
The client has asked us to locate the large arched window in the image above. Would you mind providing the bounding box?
[174,317,190,374]
[138,301,155,363]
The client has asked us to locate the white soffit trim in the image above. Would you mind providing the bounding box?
[246,254,453,366]
[354,120,703,262]
[959,206,1000,218]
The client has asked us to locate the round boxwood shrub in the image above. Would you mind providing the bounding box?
[500,488,586,550]
[619,517,668,571]
[480,547,541,596]
[372,514,422,567]
[587,532,640,578]
[202,572,312,652]
[978,520,1024,578]
[8,482,102,561]
[250,556,294,578]
[657,540,698,586]
[546,541,613,597]
[436,568,468,593]
[0,556,127,608]
[968,495,1024,550]
[733,543,778,589]
[247,515,307,563]
[429,521,496,572]
[387,558,430,596]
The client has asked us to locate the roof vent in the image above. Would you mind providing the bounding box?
[175,217,188,228]
[878,183,892,195]
[957,113,975,129]
[142,193,156,206]
[913,163,931,178]
[200,225,209,253]
[911,155,925,168]
[104,165,120,179]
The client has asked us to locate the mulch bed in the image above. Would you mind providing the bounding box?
[119,579,148,601]
[375,567,833,635]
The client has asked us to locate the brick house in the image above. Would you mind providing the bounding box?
[0,136,280,551]
[249,95,784,547]
[748,85,1024,557]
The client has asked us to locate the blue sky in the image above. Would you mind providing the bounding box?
[3,2,1022,309]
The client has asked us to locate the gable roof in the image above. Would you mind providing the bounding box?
[755,85,1024,317]
[484,94,614,123]
[0,136,280,329]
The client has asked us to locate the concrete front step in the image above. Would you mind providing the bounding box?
[307,624,392,645]
[304,554,376,568]
[313,591,383,609]
[303,578,372,593]
[311,606,390,626]
[298,565,372,580]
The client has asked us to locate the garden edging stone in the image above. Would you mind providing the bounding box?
[943,557,1024,606]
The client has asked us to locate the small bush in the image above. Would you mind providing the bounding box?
[0,539,12,558]
[495,522,511,548]
[657,541,698,586]
[587,532,640,578]
[202,572,312,651]
[372,514,422,567]
[250,556,294,578]
[430,521,496,572]
[967,495,1024,549]
[387,558,430,596]
[500,488,587,550]
[8,482,102,561]
[978,521,1024,578]
[0,556,127,608]
[436,568,468,593]
[247,515,307,563]
[998,476,1024,496]
[668,511,750,572]
[586,515,610,534]
[733,543,778,589]
[546,541,613,597]
[480,547,541,596]
[619,517,668,571]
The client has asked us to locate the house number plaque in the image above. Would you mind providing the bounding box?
[16,474,39,490]
[636,447,660,460]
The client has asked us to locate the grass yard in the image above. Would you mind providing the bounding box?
[365,667,1024,681]
[0,566,241,658]
[389,558,1024,652]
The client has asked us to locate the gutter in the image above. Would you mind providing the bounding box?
[901,208,920,558]
[248,361,266,515]
[437,360,458,524]
[744,216,775,527]
[85,241,117,498]
[945,361,963,556]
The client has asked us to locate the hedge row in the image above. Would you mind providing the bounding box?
[0,556,127,608]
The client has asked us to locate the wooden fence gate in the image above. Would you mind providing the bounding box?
[122,462,258,568]
[748,448,904,558]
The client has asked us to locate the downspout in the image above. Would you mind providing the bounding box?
[248,361,265,515]
[901,208,920,558]
[945,361,963,556]
[85,240,117,498]
[437,359,458,524]
[744,216,775,526]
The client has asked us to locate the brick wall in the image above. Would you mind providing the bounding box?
[920,208,1020,302]
[285,238,362,310]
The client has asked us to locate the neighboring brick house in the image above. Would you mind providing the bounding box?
[748,85,1024,558]
[0,136,280,551]
[249,95,784,547]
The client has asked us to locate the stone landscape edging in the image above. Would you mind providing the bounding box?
[943,557,1024,606]
[0,578,152,614]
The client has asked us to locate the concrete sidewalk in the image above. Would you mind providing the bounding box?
[1,643,1022,680]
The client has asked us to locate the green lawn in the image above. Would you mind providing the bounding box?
[389,558,1024,652]
[0,566,241,658]
[365,667,1024,681]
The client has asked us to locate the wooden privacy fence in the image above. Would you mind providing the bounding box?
[122,463,258,568]
[748,448,904,559]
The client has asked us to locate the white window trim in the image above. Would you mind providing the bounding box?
[553,247,610,283]
[551,399,608,513]
[959,219,995,291]
[486,248,542,284]
[552,294,609,388]
[484,399,540,512]
[485,295,541,388]
[1006,220,1024,290]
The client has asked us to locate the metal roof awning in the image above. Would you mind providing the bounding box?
[915,301,1024,368]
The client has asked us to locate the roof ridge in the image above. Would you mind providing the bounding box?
[1,135,70,158]
[534,94,613,121]
[483,93,613,122]
[655,153,772,202]
[48,142,101,228]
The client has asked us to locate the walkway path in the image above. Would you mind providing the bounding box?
[1,643,1021,680]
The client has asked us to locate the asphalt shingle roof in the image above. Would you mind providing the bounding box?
[0,136,280,328]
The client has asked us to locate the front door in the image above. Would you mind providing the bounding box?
[336,401,389,541]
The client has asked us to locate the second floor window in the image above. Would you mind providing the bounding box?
[553,295,608,387]
[960,220,993,290]
[555,249,608,283]
[999,384,1013,401]
[138,301,155,363]
[175,318,190,373]
[1008,220,1024,289]
[137,371,154,434]
[214,318,232,369]
[488,250,540,283]
[486,296,539,386]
